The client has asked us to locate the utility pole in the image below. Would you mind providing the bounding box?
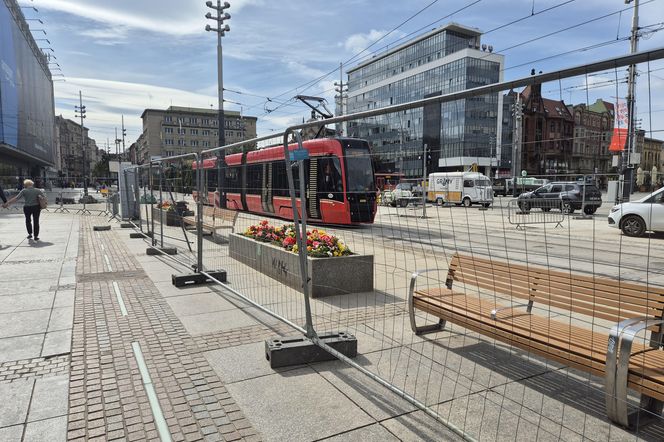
[205,1,231,208]
[74,91,88,196]
[512,93,523,197]
[121,115,127,162]
[334,62,348,136]
[421,143,429,218]
[115,127,122,186]
[622,0,640,201]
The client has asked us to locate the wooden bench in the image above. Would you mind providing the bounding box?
[183,205,238,235]
[408,253,664,427]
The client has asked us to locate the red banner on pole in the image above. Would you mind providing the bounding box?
[609,127,628,152]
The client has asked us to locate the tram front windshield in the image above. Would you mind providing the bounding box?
[345,148,375,193]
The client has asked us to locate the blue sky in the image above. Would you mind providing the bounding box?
[28,0,664,150]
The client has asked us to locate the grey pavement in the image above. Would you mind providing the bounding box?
[2,200,663,442]
[0,209,77,441]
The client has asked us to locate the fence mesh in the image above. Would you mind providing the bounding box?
[111,52,664,439]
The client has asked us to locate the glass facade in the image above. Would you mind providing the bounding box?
[346,25,502,177]
[0,0,55,170]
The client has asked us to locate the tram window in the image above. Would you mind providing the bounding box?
[271,160,302,197]
[318,157,343,201]
[292,162,301,197]
[206,169,218,191]
[272,161,288,197]
[225,167,241,193]
[246,164,262,195]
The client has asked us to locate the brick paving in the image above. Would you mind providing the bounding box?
[0,354,70,383]
[67,218,260,441]
[192,304,407,355]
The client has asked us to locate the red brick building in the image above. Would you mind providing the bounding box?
[520,84,574,175]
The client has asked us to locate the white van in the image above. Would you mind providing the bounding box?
[427,172,493,207]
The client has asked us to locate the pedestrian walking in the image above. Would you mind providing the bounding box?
[0,182,7,206]
[2,179,46,241]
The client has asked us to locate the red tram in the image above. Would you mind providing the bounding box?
[193,138,377,225]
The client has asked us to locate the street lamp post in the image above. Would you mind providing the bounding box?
[205,1,231,208]
[74,91,88,196]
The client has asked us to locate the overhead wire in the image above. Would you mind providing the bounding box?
[252,0,647,123]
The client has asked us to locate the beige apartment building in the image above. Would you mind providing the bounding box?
[54,115,102,180]
[137,106,257,163]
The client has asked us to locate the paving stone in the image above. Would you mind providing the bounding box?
[0,309,51,338]
[323,424,400,442]
[0,378,33,427]
[41,329,72,357]
[24,415,68,442]
[0,292,55,314]
[0,424,24,442]
[28,374,69,421]
[226,367,374,442]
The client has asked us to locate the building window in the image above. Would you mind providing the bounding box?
[202,129,210,136]
[164,116,172,123]
[177,139,186,146]
[165,139,174,145]
[190,129,199,135]
[203,141,210,147]
[191,140,199,147]
[177,128,186,135]
[164,127,173,134]
[202,118,210,125]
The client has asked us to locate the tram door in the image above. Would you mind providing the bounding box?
[307,159,319,219]
[261,163,274,213]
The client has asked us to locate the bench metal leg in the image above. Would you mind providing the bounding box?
[408,270,447,336]
[606,318,664,427]
[491,300,533,320]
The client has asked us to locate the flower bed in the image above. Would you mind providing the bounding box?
[243,220,352,258]
[231,220,373,297]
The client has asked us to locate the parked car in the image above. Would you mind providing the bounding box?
[517,182,602,214]
[492,178,507,197]
[382,183,414,207]
[608,188,664,237]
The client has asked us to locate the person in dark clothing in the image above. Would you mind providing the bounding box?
[3,179,45,240]
[0,182,6,205]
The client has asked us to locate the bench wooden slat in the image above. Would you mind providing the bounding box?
[412,252,664,410]
[182,206,238,232]
[417,292,664,372]
[414,294,664,400]
[456,255,664,299]
[452,260,664,321]
[456,263,664,304]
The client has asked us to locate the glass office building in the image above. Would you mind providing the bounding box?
[346,23,504,178]
[0,0,56,183]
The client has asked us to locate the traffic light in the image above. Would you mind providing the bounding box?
[425,145,433,170]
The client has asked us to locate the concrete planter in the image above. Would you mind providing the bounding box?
[152,208,180,226]
[229,233,373,298]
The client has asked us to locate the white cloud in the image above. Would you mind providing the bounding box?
[35,0,261,37]
[54,77,220,143]
[343,29,389,55]
[78,27,129,45]
[286,60,326,80]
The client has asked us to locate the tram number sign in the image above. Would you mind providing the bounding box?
[289,149,309,161]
